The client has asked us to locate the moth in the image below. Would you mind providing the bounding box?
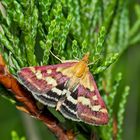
[17,53,109,125]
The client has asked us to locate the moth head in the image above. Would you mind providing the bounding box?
[82,52,90,64]
[73,53,90,78]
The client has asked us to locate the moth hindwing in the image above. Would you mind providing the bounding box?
[17,53,109,125]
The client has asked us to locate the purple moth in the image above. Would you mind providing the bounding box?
[17,53,109,125]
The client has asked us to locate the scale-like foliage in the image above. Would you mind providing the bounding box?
[0,0,139,139]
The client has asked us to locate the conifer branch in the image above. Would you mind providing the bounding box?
[0,54,75,140]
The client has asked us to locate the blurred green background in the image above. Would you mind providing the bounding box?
[0,0,140,140]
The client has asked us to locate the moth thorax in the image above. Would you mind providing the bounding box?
[74,61,88,78]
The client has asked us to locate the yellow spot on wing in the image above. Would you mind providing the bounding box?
[78,97,90,105]
[45,77,57,86]
[78,96,101,111]
[92,95,98,100]
[47,69,52,74]
[35,70,42,79]
[91,105,101,111]
[29,67,36,73]
[100,108,108,113]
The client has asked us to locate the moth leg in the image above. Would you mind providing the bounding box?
[56,98,65,111]
[56,89,69,110]
[16,106,30,114]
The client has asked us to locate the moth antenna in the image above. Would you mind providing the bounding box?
[88,56,101,66]
[73,56,79,60]
[50,50,63,63]
[88,62,94,66]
